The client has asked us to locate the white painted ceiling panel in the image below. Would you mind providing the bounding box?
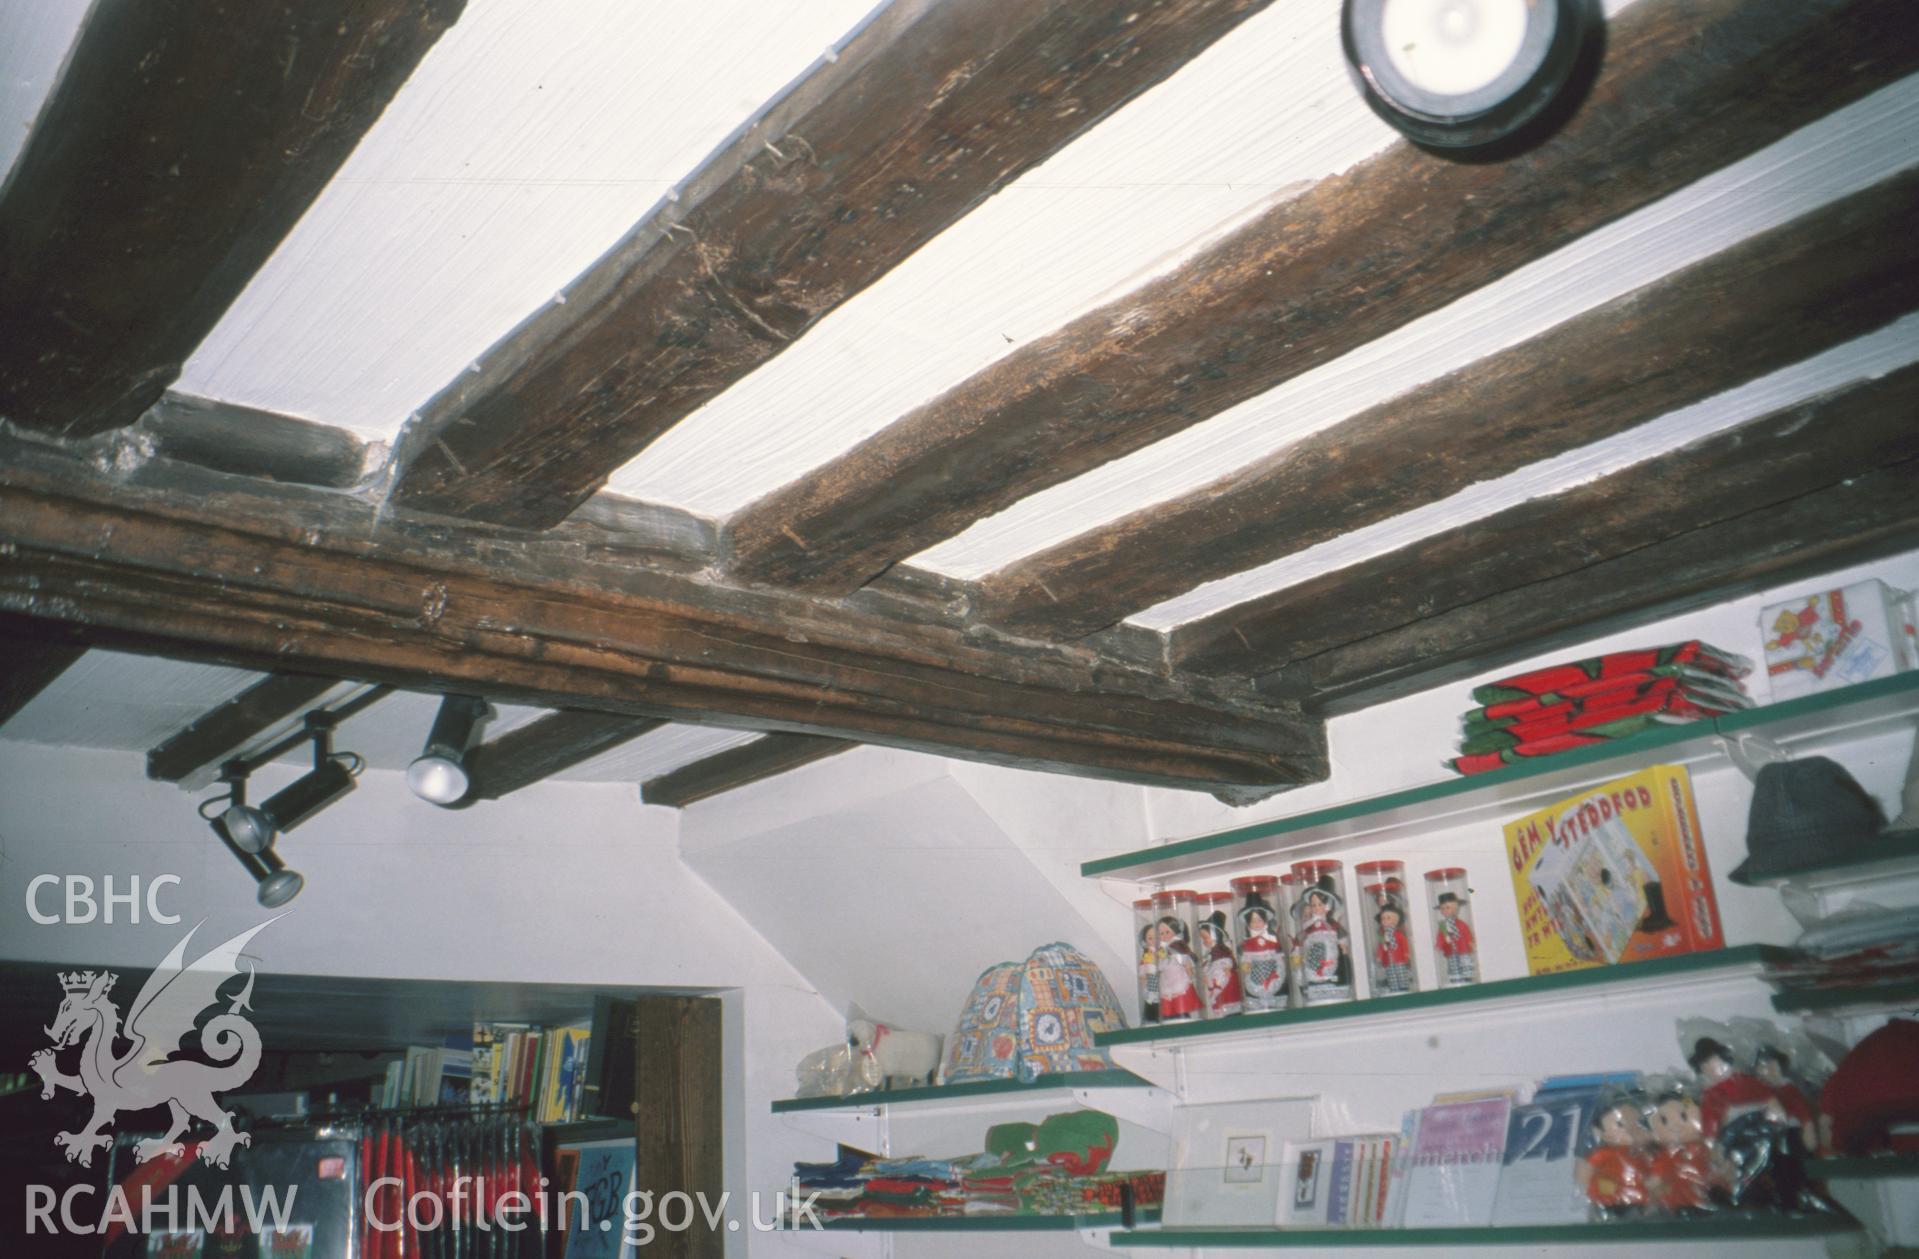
[1135,313,1919,628]
[604,0,1402,513]
[0,0,91,183]
[175,0,877,438]
[2,652,266,751]
[567,723,763,784]
[915,73,1919,581]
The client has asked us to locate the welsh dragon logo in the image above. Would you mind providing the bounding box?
[30,919,277,1170]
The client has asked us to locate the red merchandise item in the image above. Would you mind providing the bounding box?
[1584,1144,1652,1210]
[1646,1091,1724,1212]
[1580,1098,1654,1213]
[1821,1020,1919,1155]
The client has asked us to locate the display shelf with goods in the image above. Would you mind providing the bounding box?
[772,1068,1156,1115]
[1082,671,1919,885]
[1107,1213,1860,1248]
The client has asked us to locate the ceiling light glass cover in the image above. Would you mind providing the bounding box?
[1342,0,1602,155]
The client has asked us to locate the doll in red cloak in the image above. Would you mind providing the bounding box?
[1689,1036,1825,1211]
[1578,1095,1653,1217]
[1155,916,1203,1020]
[1236,898,1286,1012]
[1433,891,1478,985]
[1371,896,1416,995]
[1198,911,1244,1016]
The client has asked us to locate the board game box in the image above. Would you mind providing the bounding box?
[1503,765,1722,976]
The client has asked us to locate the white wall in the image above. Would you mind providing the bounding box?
[0,743,840,1257]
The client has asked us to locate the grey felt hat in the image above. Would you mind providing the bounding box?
[1729,756,1886,884]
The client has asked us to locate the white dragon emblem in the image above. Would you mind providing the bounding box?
[30,918,277,1170]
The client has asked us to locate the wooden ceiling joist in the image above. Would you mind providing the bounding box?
[0,439,1324,797]
[0,641,84,731]
[722,0,1919,595]
[384,0,1280,528]
[1193,364,1919,706]
[465,710,667,802]
[641,734,858,809]
[976,170,1919,640]
[0,0,465,439]
[146,673,351,786]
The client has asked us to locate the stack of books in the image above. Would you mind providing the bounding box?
[469,1021,594,1123]
[1449,642,1752,776]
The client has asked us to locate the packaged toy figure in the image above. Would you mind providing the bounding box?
[1753,1045,1819,1153]
[1288,861,1354,1006]
[1356,861,1418,996]
[1687,1035,1821,1211]
[1151,890,1203,1023]
[1196,892,1243,1018]
[1426,868,1479,987]
[1133,898,1159,1025]
[1230,875,1287,1013]
[1645,1088,1726,1214]
[1277,872,1302,1005]
[1578,1092,1653,1217]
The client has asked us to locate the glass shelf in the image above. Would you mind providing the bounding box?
[1110,1214,1856,1247]
[821,1207,1157,1231]
[1083,672,1919,882]
[1810,1154,1919,1179]
[1773,976,1919,1014]
[771,1069,1151,1115]
[1096,946,1788,1050]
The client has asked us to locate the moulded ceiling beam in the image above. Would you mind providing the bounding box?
[465,710,667,801]
[722,0,1919,595]
[0,0,466,439]
[976,170,1919,640]
[0,438,1324,797]
[146,673,355,786]
[640,734,858,809]
[1210,365,1919,705]
[383,0,1281,528]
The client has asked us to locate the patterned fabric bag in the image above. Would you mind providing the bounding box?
[940,943,1127,1084]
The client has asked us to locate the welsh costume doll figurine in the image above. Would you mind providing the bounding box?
[1154,915,1203,1022]
[1578,1094,1653,1217]
[1646,1089,1725,1214]
[1288,862,1354,1006]
[1232,879,1287,1013]
[1135,915,1160,1024]
[1431,885,1478,987]
[1371,897,1415,994]
[1197,908,1244,1018]
[1753,1046,1819,1153]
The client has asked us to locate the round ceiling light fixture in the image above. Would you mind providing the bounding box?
[1342,0,1603,156]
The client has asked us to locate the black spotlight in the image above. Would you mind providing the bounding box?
[407,694,490,805]
[210,816,305,908]
[223,713,358,851]
[1342,0,1602,157]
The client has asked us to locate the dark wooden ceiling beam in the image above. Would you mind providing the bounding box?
[385,0,1280,527]
[146,673,353,786]
[641,735,858,809]
[977,171,1919,639]
[722,0,1919,594]
[0,641,85,730]
[1200,366,1919,708]
[466,710,667,801]
[0,0,465,439]
[0,441,1323,797]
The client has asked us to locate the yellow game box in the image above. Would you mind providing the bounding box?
[1503,765,1722,976]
